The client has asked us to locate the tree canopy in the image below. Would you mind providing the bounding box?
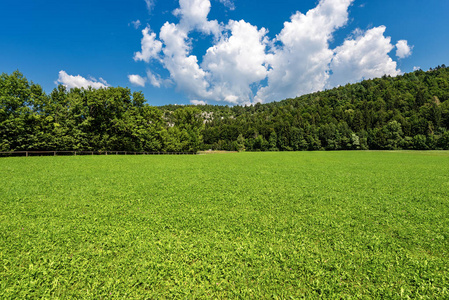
[1,66,449,152]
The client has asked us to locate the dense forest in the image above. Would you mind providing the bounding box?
[1,66,449,152]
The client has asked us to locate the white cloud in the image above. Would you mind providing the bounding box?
[191,100,207,105]
[329,26,400,87]
[396,40,413,59]
[256,0,354,102]
[218,0,235,10]
[128,74,146,87]
[159,22,211,98]
[128,71,172,88]
[98,77,108,86]
[131,20,142,29]
[145,0,155,13]
[131,0,409,105]
[134,26,163,63]
[174,0,221,36]
[413,66,421,71]
[57,71,109,89]
[146,70,163,87]
[202,20,269,104]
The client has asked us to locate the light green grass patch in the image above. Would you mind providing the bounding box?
[1,151,448,298]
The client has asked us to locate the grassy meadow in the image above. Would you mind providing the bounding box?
[1,151,448,298]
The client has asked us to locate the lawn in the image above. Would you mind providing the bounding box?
[1,151,448,298]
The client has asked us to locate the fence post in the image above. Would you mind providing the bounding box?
[54,151,56,156]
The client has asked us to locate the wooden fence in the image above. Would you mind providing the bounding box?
[0,151,198,157]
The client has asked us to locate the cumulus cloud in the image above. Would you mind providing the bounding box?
[57,71,109,89]
[202,20,269,104]
[159,22,211,98]
[329,26,400,87]
[256,0,354,102]
[174,0,221,36]
[128,74,147,87]
[128,71,173,88]
[147,70,166,87]
[134,26,163,63]
[396,40,413,59]
[131,0,410,105]
[191,100,207,105]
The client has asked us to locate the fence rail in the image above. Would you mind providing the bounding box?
[0,151,198,157]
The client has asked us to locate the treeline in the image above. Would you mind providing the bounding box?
[0,72,203,152]
[1,66,449,152]
[175,65,449,151]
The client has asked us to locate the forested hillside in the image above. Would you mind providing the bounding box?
[1,66,449,152]
[193,65,449,151]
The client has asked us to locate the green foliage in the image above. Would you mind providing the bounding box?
[1,66,449,152]
[1,152,449,298]
[0,72,204,152]
[236,134,245,152]
[196,66,449,151]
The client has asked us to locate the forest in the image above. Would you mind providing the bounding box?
[1,65,449,152]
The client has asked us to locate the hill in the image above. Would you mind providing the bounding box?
[1,66,449,152]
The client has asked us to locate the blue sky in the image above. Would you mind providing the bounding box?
[1,0,448,106]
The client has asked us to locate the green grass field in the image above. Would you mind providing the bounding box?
[1,151,448,298]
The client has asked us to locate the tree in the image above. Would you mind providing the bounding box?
[413,135,428,150]
[268,131,278,151]
[0,71,36,150]
[236,134,246,152]
[384,121,404,149]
